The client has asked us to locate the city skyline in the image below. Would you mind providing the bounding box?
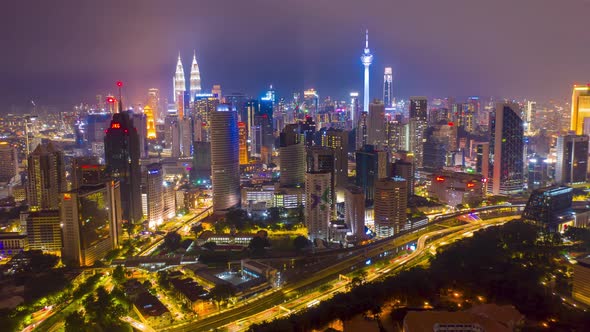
[3,0,590,108]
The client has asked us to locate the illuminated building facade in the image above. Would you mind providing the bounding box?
[428,171,484,207]
[173,54,186,116]
[349,92,360,127]
[360,30,373,114]
[522,186,574,233]
[556,134,588,185]
[104,112,142,223]
[238,122,249,165]
[356,144,388,204]
[321,128,349,187]
[189,51,202,101]
[488,103,524,195]
[144,105,157,139]
[279,124,306,187]
[383,67,393,108]
[146,163,164,229]
[367,99,386,149]
[0,142,18,183]
[374,177,407,238]
[61,183,122,266]
[210,105,240,212]
[303,89,319,116]
[345,185,365,241]
[26,142,66,211]
[26,210,61,255]
[571,84,590,135]
[409,96,428,168]
[305,171,332,241]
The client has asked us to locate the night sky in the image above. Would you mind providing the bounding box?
[1,0,589,108]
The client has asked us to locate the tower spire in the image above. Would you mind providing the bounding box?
[365,29,369,49]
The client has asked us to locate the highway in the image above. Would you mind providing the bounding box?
[222,215,520,331]
[162,210,522,332]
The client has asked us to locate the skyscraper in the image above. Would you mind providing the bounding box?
[367,99,386,149]
[61,182,121,267]
[238,122,249,165]
[147,88,161,122]
[173,54,186,113]
[210,105,240,212]
[26,210,61,255]
[349,92,360,128]
[321,128,349,187]
[409,97,428,168]
[189,51,202,102]
[374,177,407,238]
[383,67,393,108]
[344,185,365,241]
[360,30,373,114]
[489,103,524,195]
[27,142,66,211]
[555,134,589,185]
[144,105,157,140]
[355,145,388,204]
[0,142,18,183]
[104,112,142,224]
[571,84,590,135]
[305,171,332,242]
[145,163,164,229]
[279,124,306,187]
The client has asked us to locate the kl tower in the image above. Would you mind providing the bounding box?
[360,29,373,114]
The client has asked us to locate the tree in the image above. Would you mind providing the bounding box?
[294,235,310,251]
[65,310,86,332]
[249,236,269,257]
[163,231,182,251]
[27,251,59,273]
[210,284,236,309]
[191,224,204,237]
[112,265,126,284]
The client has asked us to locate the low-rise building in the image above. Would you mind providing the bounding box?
[573,256,590,305]
[0,232,27,256]
[428,171,484,207]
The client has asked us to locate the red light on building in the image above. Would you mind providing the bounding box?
[467,182,475,188]
[111,123,121,129]
[435,176,445,182]
[482,178,488,183]
[448,122,454,126]
[63,193,71,200]
[80,165,99,169]
[116,81,123,87]
[106,97,115,103]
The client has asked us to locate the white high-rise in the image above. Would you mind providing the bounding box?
[383,67,393,107]
[189,51,202,102]
[173,53,186,103]
[360,30,373,114]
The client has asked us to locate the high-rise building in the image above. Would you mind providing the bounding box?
[192,141,211,185]
[344,185,365,241]
[305,171,332,241]
[144,105,157,140]
[303,89,319,117]
[210,105,240,212]
[147,88,161,122]
[0,142,18,183]
[349,92,360,128]
[131,113,148,158]
[189,51,202,102]
[367,99,386,149]
[356,111,368,150]
[212,84,222,101]
[179,117,192,157]
[321,128,349,187]
[71,156,105,189]
[355,145,388,204]
[173,54,186,111]
[27,142,66,211]
[145,163,164,229]
[409,97,428,168]
[571,84,590,135]
[61,182,122,266]
[489,103,524,195]
[104,112,142,224]
[525,101,536,135]
[555,134,589,185]
[360,30,373,114]
[238,122,249,165]
[475,142,490,181]
[279,124,306,187]
[374,177,407,238]
[383,67,393,108]
[26,210,61,255]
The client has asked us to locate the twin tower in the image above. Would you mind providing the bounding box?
[173,51,202,106]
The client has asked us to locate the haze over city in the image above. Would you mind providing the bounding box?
[2,0,590,107]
